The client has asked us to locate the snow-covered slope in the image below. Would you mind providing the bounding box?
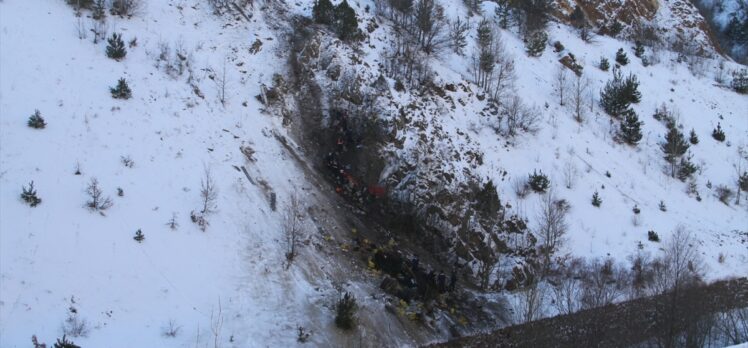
[0,1,358,346]
[1,0,747,346]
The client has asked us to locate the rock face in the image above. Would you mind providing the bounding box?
[557,0,721,54]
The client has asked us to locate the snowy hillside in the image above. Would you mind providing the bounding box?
[1,0,747,347]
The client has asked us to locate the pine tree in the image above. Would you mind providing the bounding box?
[615,48,629,65]
[661,126,690,177]
[110,78,132,99]
[27,109,46,129]
[333,0,359,41]
[600,68,629,118]
[526,31,547,57]
[732,69,748,94]
[598,57,610,71]
[712,123,726,142]
[689,129,699,145]
[619,111,643,145]
[622,73,641,103]
[312,0,335,25]
[739,171,748,192]
[106,33,127,60]
[21,181,42,207]
[335,292,358,330]
[133,229,145,243]
[92,0,107,20]
[570,6,586,28]
[609,20,623,36]
[633,41,644,58]
[475,180,501,217]
[53,335,80,348]
[591,191,602,207]
[677,155,698,181]
[494,0,511,29]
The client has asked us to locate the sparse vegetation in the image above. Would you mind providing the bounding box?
[528,170,550,193]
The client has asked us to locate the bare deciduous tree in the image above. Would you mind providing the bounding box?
[515,280,545,324]
[200,167,218,215]
[554,66,568,106]
[571,73,590,123]
[536,190,568,267]
[213,59,228,106]
[562,160,578,189]
[284,193,304,268]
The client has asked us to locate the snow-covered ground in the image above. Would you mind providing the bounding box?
[1,0,747,347]
[0,1,343,346]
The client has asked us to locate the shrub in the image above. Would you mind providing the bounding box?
[648,230,659,242]
[615,48,629,65]
[528,170,550,193]
[85,178,113,211]
[27,110,46,129]
[632,205,640,214]
[712,123,725,142]
[608,20,623,36]
[21,181,42,207]
[633,41,644,58]
[739,171,748,193]
[659,200,667,211]
[553,41,564,53]
[335,292,358,330]
[591,191,602,207]
[715,185,734,204]
[110,78,132,99]
[133,229,145,243]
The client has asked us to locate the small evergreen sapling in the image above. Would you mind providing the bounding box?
[27,110,46,129]
[712,123,726,142]
[659,200,667,212]
[21,181,42,207]
[528,170,550,193]
[334,292,358,330]
[591,191,602,207]
[739,171,748,193]
[689,129,699,145]
[53,335,81,348]
[609,20,623,36]
[615,48,629,65]
[110,78,132,99]
[598,57,610,71]
[106,33,127,60]
[677,155,698,181]
[648,230,660,242]
[133,229,145,243]
[632,205,640,214]
[633,41,644,58]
